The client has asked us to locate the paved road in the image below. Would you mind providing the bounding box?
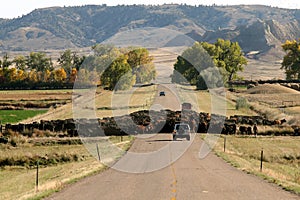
[47,49,299,200]
[47,134,299,200]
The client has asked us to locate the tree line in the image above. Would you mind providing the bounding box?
[0,45,156,90]
[0,51,83,89]
[1,38,298,90]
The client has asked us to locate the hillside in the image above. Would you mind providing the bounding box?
[0,4,300,62]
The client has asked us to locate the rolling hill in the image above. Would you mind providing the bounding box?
[0,4,300,62]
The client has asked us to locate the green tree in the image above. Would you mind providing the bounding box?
[202,39,247,82]
[1,53,12,69]
[172,42,214,85]
[91,44,121,72]
[0,53,11,82]
[127,48,156,83]
[58,49,73,74]
[281,39,300,80]
[58,49,84,75]
[101,55,134,90]
[13,55,27,70]
[26,52,53,72]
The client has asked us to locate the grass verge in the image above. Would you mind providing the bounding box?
[0,136,134,200]
[208,134,300,195]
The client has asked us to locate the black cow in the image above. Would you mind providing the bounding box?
[0,137,8,144]
[239,126,247,134]
[247,126,252,135]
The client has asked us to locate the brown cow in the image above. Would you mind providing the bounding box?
[273,119,286,125]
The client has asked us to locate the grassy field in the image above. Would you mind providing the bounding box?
[0,135,133,200]
[210,135,300,195]
[0,58,299,199]
[232,84,300,124]
[0,110,48,124]
[0,89,73,124]
[176,84,256,116]
[21,85,157,123]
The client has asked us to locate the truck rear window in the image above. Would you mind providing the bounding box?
[175,124,189,130]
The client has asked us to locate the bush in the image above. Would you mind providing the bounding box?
[236,97,250,110]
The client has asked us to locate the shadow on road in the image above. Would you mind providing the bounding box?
[145,139,173,142]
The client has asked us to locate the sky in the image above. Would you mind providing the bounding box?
[1,0,300,19]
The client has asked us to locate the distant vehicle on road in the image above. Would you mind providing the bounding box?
[159,91,165,96]
[182,102,192,110]
[173,123,191,141]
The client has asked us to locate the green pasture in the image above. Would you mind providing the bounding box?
[0,110,48,124]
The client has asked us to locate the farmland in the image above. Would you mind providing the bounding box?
[1,49,300,199]
[0,90,72,124]
[0,110,47,124]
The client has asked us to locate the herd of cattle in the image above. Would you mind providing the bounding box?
[0,109,299,144]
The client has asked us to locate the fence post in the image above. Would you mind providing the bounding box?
[224,137,226,152]
[260,148,264,172]
[96,144,101,161]
[36,160,39,192]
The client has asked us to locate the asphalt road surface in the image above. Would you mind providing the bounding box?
[47,50,299,199]
[47,134,299,200]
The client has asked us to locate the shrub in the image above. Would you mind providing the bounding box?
[236,97,250,110]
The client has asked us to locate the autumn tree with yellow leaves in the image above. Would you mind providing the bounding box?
[281,39,300,80]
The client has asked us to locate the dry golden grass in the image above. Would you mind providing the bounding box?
[212,135,300,194]
[231,84,300,124]
[21,85,157,123]
[15,84,260,125]
[0,135,133,200]
[0,90,72,101]
[95,85,157,118]
[177,84,256,116]
[0,144,98,200]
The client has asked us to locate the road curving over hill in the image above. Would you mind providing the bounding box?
[46,134,299,200]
